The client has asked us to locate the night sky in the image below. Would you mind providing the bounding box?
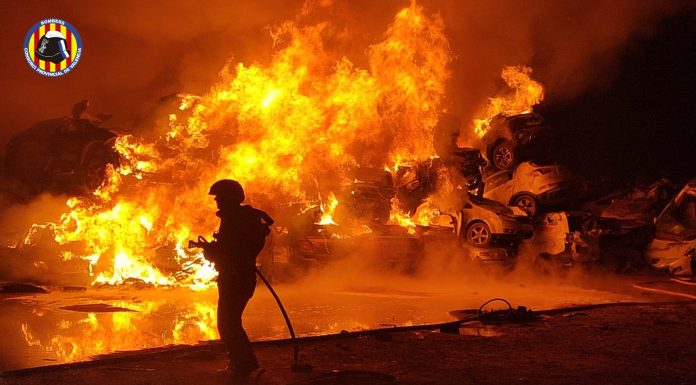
[539,11,696,185]
[0,1,694,186]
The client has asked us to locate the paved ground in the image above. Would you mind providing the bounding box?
[2,300,695,385]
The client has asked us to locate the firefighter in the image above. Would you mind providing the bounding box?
[200,179,273,378]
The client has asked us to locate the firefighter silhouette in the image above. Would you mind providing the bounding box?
[200,179,273,378]
[35,30,70,64]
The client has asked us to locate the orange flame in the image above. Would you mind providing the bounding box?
[472,65,544,138]
[316,192,339,225]
[42,2,451,289]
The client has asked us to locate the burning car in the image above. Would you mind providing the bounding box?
[483,162,580,217]
[336,168,395,224]
[278,207,423,274]
[4,101,120,196]
[480,112,547,171]
[394,158,449,213]
[456,194,533,248]
[646,178,696,275]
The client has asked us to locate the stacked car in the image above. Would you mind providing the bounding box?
[4,101,121,197]
[471,112,687,273]
[646,178,696,275]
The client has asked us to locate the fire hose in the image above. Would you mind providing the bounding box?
[189,236,310,371]
[255,266,312,372]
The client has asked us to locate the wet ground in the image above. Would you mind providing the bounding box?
[2,301,695,385]
[0,266,676,372]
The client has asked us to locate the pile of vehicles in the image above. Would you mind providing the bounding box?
[271,112,693,278]
[2,106,694,281]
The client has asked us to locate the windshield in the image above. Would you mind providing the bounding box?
[655,191,696,240]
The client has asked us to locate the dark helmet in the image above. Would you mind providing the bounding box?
[36,31,70,64]
[209,179,245,204]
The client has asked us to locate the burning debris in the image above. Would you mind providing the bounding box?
[1,2,694,294]
[5,3,454,289]
[4,100,120,197]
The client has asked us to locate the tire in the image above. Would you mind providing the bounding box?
[466,222,492,247]
[512,194,537,217]
[491,140,516,171]
[82,155,109,191]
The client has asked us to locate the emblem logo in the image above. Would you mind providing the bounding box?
[24,18,82,77]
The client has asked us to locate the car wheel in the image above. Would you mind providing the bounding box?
[491,140,516,170]
[83,156,109,191]
[466,222,492,247]
[513,194,537,217]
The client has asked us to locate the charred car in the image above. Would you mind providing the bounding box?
[646,178,696,275]
[279,208,424,272]
[483,162,580,217]
[481,112,547,171]
[4,102,120,196]
[523,211,653,272]
[336,168,395,224]
[522,211,600,269]
[394,158,449,213]
[583,178,676,224]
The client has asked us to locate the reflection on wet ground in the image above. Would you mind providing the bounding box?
[0,274,655,371]
[458,326,505,337]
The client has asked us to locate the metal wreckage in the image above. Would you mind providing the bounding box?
[3,101,693,287]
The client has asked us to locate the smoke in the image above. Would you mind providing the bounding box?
[0,0,689,152]
[279,232,634,312]
[0,193,87,285]
[0,0,691,287]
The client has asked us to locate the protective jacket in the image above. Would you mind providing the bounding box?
[206,205,273,284]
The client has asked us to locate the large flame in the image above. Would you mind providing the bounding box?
[45,2,451,289]
[472,65,544,138]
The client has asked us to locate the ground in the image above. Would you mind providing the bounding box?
[2,300,695,385]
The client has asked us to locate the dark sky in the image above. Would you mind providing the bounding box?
[539,10,696,183]
[0,0,694,183]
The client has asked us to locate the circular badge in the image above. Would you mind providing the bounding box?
[24,18,82,77]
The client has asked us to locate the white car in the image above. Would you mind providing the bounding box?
[646,178,696,275]
[456,194,533,248]
[483,162,580,217]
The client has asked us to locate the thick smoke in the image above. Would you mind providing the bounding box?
[0,0,691,286]
[0,0,688,150]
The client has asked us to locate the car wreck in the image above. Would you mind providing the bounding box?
[480,112,548,171]
[646,178,696,275]
[521,210,653,272]
[456,194,533,248]
[4,100,120,197]
[521,211,601,270]
[483,161,581,217]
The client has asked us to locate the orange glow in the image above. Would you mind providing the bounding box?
[39,2,451,289]
[316,192,339,225]
[388,198,442,234]
[388,198,417,234]
[20,301,218,363]
[472,65,544,138]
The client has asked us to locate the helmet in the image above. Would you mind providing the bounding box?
[36,31,70,64]
[209,179,245,204]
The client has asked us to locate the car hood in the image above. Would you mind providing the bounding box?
[469,195,516,218]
